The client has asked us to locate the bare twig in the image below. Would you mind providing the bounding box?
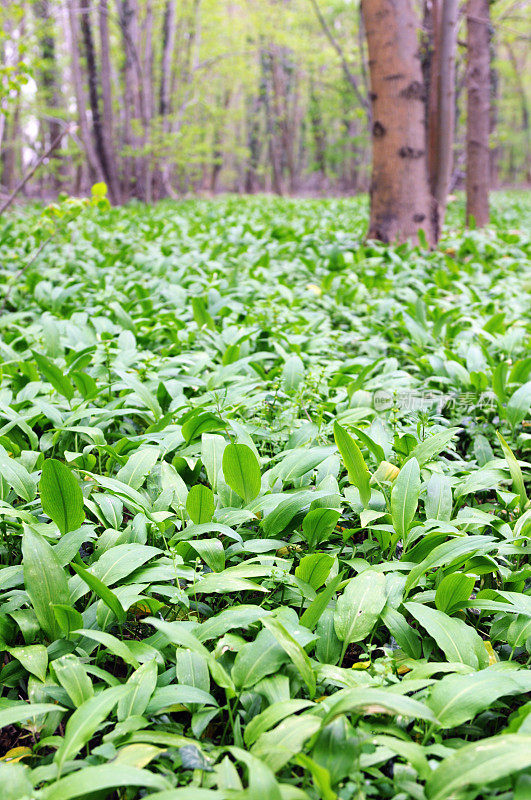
[0,127,72,217]
[308,0,369,114]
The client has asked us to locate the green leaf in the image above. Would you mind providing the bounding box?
[405,601,488,669]
[334,570,386,652]
[182,411,225,444]
[32,351,74,401]
[506,380,531,428]
[334,421,371,506]
[302,507,340,549]
[53,654,94,706]
[496,431,528,510]
[54,685,128,771]
[8,644,48,682]
[222,443,261,503]
[262,616,316,698]
[0,446,37,502]
[282,355,305,392]
[0,703,66,730]
[425,473,452,521]
[73,629,140,668]
[391,457,420,539]
[70,561,126,624]
[116,447,160,489]
[118,660,159,721]
[186,484,215,524]
[300,572,344,631]
[22,526,69,640]
[427,665,531,728]
[435,572,475,613]
[295,553,334,591]
[426,734,531,800]
[380,606,421,659]
[407,428,459,467]
[41,765,170,800]
[244,699,315,746]
[322,687,438,725]
[39,459,85,534]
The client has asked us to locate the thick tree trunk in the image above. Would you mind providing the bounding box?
[362,0,437,246]
[466,0,490,227]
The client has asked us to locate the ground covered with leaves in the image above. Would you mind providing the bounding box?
[0,194,530,800]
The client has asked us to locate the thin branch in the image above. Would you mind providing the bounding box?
[0,126,72,217]
[308,0,369,114]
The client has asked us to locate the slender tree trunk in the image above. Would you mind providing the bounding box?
[34,0,63,192]
[66,0,104,184]
[79,0,120,203]
[466,0,490,227]
[98,0,122,203]
[427,0,458,217]
[362,0,437,246]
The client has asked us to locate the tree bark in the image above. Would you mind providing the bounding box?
[427,0,459,217]
[362,0,437,246]
[33,0,63,191]
[66,0,105,185]
[98,0,122,203]
[466,0,490,227]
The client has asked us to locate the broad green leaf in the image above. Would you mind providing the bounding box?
[73,629,140,668]
[0,446,37,502]
[32,351,74,401]
[116,447,160,489]
[391,457,420,539]
[426,734,531,800]
[0,703,66,730]
[39,459,85,534]
[334,570,386,651]
[334,421,371,506]
[497,431,528,510]
[405,601,488,669]
[302,507,340,549]
[435,572,475,613]
[244,699,315,746]
[295,553,334,591]
[54,685,128,770]
[262,617,316,698]
[427,664,531,728]
[222,443,261,503]
[22,527,69,640]
[8,644,48,682]
[506,380,531,427]
[186,484,215,524]
[53,654,94,706]
[41,764,170,800]
[70,561,126,623]
[425,473,452,521]
[321,687,438,725]
[117,660,158,721]
[407,428,458,467]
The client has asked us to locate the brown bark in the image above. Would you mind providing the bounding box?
[34,0,63,190]
[66,0,104,184]
[362,0,437,246]
[466,0,490,227]
[98,0,122,203]
[427,0,459,217]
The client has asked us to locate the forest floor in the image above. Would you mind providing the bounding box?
[0,193,530,799]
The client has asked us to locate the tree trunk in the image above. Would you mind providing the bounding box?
[98,0,122,203]
[66,0,105,185]
[362,0,437,246]
[79,0,120,203]
[466,0,490,227]
[427,0,458,217]
[34,0,63,192]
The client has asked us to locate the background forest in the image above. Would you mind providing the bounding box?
[0,0,529,204]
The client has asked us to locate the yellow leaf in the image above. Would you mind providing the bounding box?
[0,746,33,762]
[484,640,498,665]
